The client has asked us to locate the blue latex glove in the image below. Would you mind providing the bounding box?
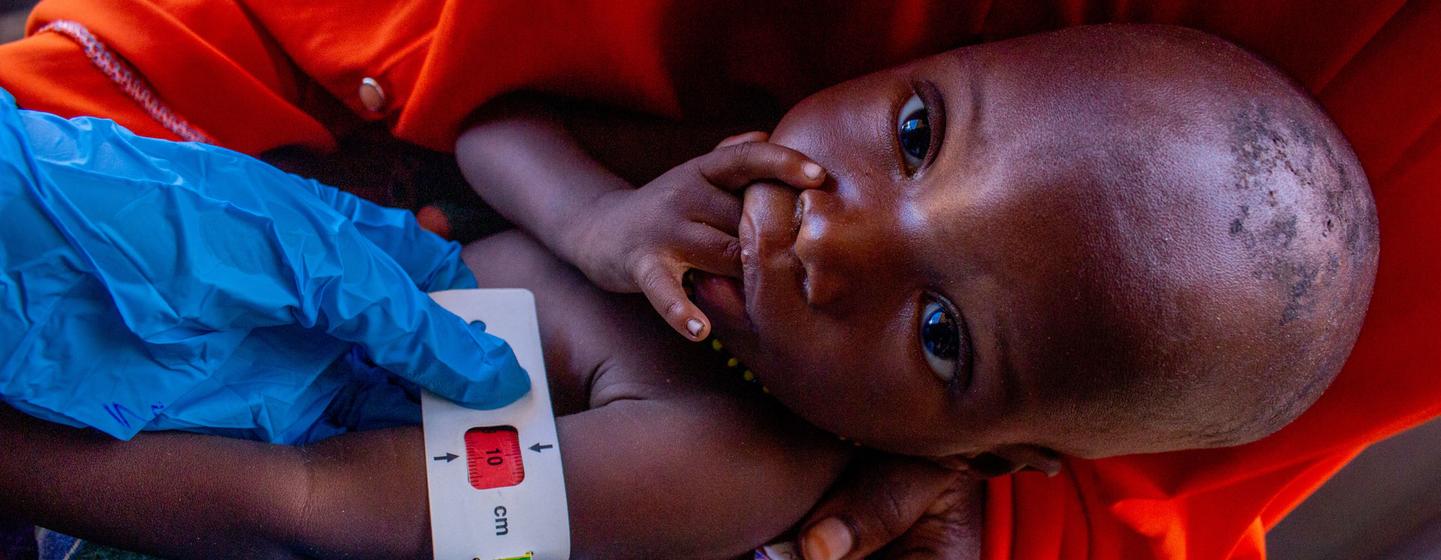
[0,89,529,441]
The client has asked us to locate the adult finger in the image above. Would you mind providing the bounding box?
[259,181,530,408]
[693,141,826,192]
[300,223,530,409]
[303,181,476,291]
[633,255,711,341]
[11,109,527,410]
[874,476,984,560]
[230,157,531,407]
[221,154,525,407]
[797,454,960,560]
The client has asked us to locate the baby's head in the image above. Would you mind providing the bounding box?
[693,24,1379,470]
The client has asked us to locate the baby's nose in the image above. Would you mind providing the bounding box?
[794,189,899,308]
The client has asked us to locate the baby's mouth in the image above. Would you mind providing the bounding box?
[692,182,801,336]
[690,271,748,333]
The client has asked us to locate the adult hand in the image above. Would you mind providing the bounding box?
[795,452,985,560]
[0,90,528,441]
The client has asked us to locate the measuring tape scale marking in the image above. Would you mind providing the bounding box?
[424,290,569,560]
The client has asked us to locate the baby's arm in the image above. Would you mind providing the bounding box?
[457,99,825,340]
[0,404,317,559]
[0,231,850,559]
[455,98,630,282]
[464,231,852,557]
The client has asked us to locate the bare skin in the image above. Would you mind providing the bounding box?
[461,25,1376,469]
[0,23,1378,560]
[460,26,1377,557]
[714,24,1377,466]
[0,230,877,559]
[0,72,978,560]
[459,96,829,343]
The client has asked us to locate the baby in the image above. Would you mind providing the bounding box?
[0,23,1380,560]
[458,23,1378,472]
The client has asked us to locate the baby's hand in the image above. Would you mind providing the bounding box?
[576,132,825,340]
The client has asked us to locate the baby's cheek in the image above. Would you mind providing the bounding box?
[795,373,886,441]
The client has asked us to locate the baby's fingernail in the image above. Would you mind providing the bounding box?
[686,318,704,337]
[802,518,852,560]
[802,162,824,180]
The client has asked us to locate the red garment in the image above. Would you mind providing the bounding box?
[1,1,1438,557]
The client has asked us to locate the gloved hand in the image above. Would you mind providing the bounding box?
[0,89,529,441]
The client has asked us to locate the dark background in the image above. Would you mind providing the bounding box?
[0,1,35,42]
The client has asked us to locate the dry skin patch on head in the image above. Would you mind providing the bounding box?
[1225,101,1373,329]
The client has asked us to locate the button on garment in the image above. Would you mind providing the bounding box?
[359,77,386,113]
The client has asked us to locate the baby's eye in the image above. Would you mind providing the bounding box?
[896,93,931,173]
[920,298,962,382]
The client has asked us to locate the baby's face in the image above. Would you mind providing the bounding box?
[695,45,1101,460]
[695,35,1238,461]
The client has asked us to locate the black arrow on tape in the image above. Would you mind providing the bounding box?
[433,452,458,463]
[529,443,554,453]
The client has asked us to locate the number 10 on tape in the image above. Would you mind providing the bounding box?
[424,290,570,560]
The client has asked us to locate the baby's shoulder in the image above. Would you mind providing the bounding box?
[461,230,743,409]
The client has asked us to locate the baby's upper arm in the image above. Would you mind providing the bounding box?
[461,229,720,409]
[461,230,615,413]
[462,230,851,555]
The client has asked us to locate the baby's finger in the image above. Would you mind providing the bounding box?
[634,255,711,341]
[715,131,769,149]
[695,141,826,192]
[689,186,743,234]
[680,225,743,279]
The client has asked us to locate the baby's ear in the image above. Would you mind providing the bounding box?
[938,445,1063,479]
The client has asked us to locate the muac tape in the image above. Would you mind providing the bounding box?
[425,290,570,560]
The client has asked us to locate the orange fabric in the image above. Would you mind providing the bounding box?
[2,1,1439,558]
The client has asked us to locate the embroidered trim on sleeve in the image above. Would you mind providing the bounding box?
[37,20,213,144]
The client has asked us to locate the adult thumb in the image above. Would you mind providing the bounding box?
[797,454,961,560]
